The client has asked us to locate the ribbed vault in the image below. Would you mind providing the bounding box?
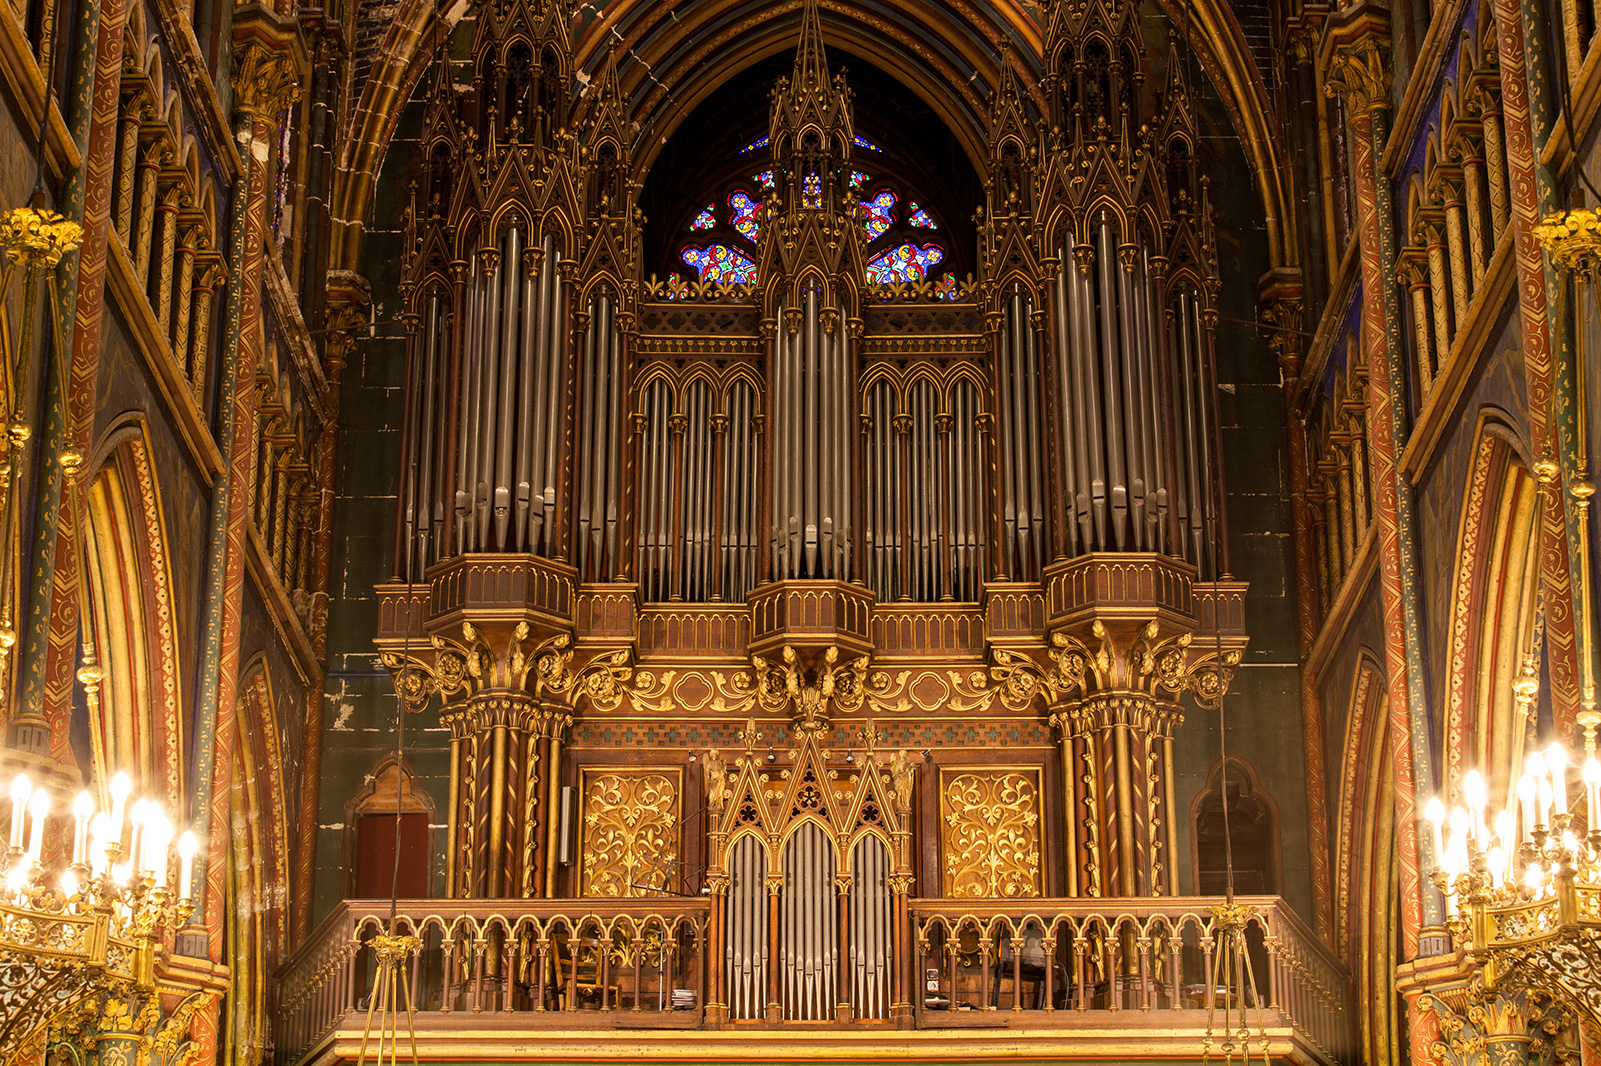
[330,0,1295,271]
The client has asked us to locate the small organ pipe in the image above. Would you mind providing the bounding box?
[513,250,537,553]
[1096,222,1128,545]
[803,290,819,573]
[477,249,504,547]
[540,244,564,554]
[493,228,520,549]
[577,307,598,568]
[604,301,623,576]
[1021,304,1045,574]
[1053,266,1079,557]
[1115,243,1145,546]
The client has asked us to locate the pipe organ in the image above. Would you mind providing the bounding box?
[376,0,1249,1029]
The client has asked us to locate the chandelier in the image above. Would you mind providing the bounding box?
[0,769,196,1058]
[1429,655,1601,1026]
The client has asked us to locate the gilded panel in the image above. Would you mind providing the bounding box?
[581,768,682,897]
[939,768,1041,898]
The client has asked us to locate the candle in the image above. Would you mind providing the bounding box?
[127,800,149,875]
[1519,774,1538,839]
[178,832,197,902]
[24,789,48,862]
[1540,778,1555,828]
[1425,797,1445,864]
[1465,771,1487,842]
[70,792,92,867]
[88,814,109,877]
[146,815,171,888]
[108,772,130,852]
[7,776,29,852]
[1548,743,1569,815]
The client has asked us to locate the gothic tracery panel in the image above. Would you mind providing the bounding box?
[939,769,1042,898]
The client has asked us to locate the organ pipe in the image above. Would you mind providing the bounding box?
[398,227,571,572]
[770,290,853,582]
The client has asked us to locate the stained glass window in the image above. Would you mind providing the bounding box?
[860,189,896,238]
[729,191,762,238]
[690,206,716,230]
[741,135,770,153]
[865,242,944,284]
[802,172,822,208]
[854,134,880,151]
[681,244,758,283]
[754,170,775,188]
[850,171,870,189]
[907,203,937,229]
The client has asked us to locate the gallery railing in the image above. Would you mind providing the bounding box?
[909,896,1352,1064]
[274,895,1350,1066]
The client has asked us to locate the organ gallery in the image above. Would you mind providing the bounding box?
[0,0,1597,1060]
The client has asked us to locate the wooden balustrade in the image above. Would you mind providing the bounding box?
[275,895,1350,1066]
[909,895,1352,1065]
[275,899,711,1065]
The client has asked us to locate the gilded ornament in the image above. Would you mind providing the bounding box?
[1534,208,1601,277]
[941,771,1041,898]
[582,771,680,898]
[0,208,82,268]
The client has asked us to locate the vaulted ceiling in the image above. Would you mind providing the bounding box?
[330,0,1297,272]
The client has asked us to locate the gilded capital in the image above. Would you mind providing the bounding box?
[233,42,302,122]
[1320,5,1391,116]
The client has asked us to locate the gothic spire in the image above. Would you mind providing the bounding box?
[769,0,854,160]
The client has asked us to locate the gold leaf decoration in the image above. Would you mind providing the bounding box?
[582,771,680,897]
[941,770,1041,898]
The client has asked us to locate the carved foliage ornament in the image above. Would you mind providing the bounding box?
[581,771,680,898]
[1419,979,1577,1066]
[941,771,1041,898]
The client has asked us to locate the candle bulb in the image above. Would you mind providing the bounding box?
[1548,743,1569,815]
[1426,797,1445,865]
[178,832,196,903]
[88,814,109,878]
[127,800,149,876]
[108,772,130,852]
[146,815,171,888]
[70,792,92,867]
[7,776,29,852]
[1520,774,1538,840]
[24,789,48,863]
[1465,771,1487,842]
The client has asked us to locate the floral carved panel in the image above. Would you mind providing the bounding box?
[940,769,1042,898]
[581,769,681,897]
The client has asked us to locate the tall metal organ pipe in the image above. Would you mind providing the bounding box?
[991,288,1046,580]
[575,289,626,581]
[863,377,987,602]
[1052,218,1221,575]
[634,379,763,603]
[780,822,838,1021]
[726,836,768,1021]
[398,229,568,570]
[849,835,891,1020]
[770,288,852,581]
